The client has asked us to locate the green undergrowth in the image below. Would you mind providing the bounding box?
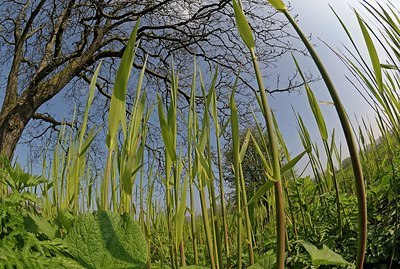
[0,158,147,269]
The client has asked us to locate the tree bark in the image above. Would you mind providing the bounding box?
[0,52,96,160]
[0,0,296,161]
[0,102,34,160]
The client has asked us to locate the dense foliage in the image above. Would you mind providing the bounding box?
[0,159,147,269]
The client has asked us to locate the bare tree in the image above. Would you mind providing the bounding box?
[0,0,301,161]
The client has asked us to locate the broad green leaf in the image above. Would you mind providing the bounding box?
[66,211,147,269]
[248,264,266,269]
[248,253,276,269]
[57,209,76,231]
[24,212,57,240]
[266,0,286,11]
[300,241,352,266]
[232,0,255,49]
[50,256,86,269]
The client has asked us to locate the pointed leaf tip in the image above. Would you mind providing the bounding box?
[232,0,255,49]
[266,0,286,11]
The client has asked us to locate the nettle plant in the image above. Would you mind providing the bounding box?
[0,158,147,269]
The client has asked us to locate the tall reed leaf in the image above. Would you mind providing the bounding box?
[233,3,287,264]
[102,20,140,210]
[107,19,140,149]
[265,0,286,11]
[282,7,367,268]
[247,180,275,206]
[230,90,243,268]
[356,12,383,93]
[157,95,177,162]
[78,127,101,158]
[232,0,255,49]
[175,161,188,251]
[293,56,328,141]
[78,62,102,155]
[280,149,308,175]
[239,130,252,162]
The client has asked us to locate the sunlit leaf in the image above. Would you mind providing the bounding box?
[232,0,255,49]
[356,12,383,93]
[293,55,328,141]
[280,149,308,175]
[301,241,353,266]
[247,180,275,206]
[107,19,140,149]
[239,130,252,162]
[266,0,286,12]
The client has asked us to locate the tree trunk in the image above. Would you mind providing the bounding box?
[0,61,89,161]
[0,44,99,161]
[0,102,34,160]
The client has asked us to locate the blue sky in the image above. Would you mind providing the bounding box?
[6,0,397,213]
[265,0,388,172]
[12,0,394,176]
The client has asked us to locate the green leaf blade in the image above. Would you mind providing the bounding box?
[356,13,383,93]
[266,0,287,12]
[107,20,140,148]
[232,0,255,49]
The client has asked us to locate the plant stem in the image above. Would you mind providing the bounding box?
[189,183,199,265]
[206,139,222,269]
[323,140,342,236]
[239,165,255,265]
[102,150,113,211]
[199,186,216,269]
[215,125,231,268]
[283,11,367,268]
[250,48,285,269]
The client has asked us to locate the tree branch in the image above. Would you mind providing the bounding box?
[32,112,74,128]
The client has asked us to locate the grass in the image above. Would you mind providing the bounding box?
[0,0,399,268]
